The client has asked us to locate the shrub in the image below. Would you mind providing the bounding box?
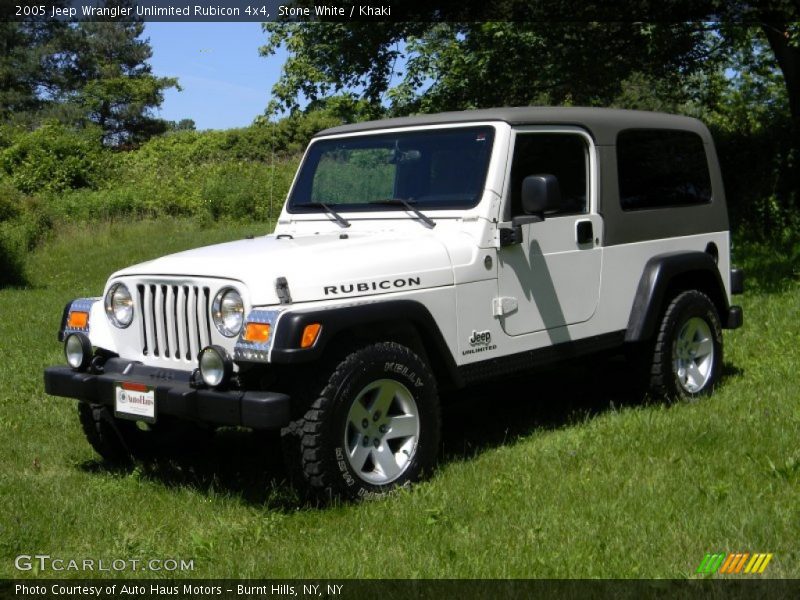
[0,221,27,287]
[0,121,109,194]
[0,182,52,287]
[201,160,298,221]
[710,114,799,241]
[0,179,23,221]
[49,158,299,222]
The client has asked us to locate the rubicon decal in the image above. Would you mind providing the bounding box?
[323,277,421,296]
[696,552,773,575]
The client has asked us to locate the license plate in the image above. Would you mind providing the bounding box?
[114,382,156,422]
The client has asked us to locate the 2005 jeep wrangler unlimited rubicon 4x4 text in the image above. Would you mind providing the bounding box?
[45,107,744,500]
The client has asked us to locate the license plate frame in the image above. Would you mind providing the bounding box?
[114,382,156,423]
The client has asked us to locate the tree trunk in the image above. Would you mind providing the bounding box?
[761,21,800,216]
[761,22,800,128]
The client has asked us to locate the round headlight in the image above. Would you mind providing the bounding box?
[65,333,92,371]
[199,345,232,388]
[212,288,244,337]
[105,282,133,328]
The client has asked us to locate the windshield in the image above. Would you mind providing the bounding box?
[287,126,495,213]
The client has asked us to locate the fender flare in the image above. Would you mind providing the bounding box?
[625,251,729,343]
[270,299,462,387]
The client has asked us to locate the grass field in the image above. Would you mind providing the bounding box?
[0,219,798,579]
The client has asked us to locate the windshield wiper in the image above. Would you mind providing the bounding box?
[369,198,436,228]
[302,202,350,228]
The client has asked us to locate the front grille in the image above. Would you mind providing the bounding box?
[137,284,212,361]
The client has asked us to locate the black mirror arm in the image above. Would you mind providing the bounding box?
[512,214,544,226]
[498,214,544,247]
[498,215,544,247]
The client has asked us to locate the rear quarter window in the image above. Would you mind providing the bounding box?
[617,129,712,211]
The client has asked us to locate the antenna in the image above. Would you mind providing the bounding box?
[269,115,275,228]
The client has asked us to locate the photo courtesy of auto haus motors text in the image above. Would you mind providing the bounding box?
[13,583,345,597]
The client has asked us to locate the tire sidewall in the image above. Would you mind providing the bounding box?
[663,293,723,399]
[321,345,439,500]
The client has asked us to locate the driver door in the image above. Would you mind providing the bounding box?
[497,128,602,339]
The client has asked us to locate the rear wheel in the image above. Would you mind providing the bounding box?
[648,290,723,400]
[285,341,440,501]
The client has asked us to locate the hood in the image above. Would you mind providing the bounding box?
[112,231,457,305]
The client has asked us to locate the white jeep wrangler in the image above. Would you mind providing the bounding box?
[45,107,744,500]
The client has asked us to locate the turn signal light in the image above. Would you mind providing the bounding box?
[67,311,89,329]
[300,323,321,348]
[244,322,271,343]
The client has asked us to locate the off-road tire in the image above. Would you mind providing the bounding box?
[78,402,141,465]
[78,403,213,464]
[648,290,723,400]
[291,341,440,502]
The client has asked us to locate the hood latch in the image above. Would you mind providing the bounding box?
[275,277,292,304]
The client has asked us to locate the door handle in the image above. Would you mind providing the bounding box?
[576,220,593,245]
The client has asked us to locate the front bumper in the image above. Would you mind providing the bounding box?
[44,358,291,430]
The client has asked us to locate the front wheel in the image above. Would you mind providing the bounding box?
[289,341,440,501]
[78,403,212,465]
[648,290,723,400]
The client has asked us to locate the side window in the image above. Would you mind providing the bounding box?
[617,129,711,210]
[508,133,588,218]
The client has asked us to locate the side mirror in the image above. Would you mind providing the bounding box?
[521,174,561,217]
[499,174,562,247]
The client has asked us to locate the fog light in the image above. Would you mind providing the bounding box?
[65,333,92,371]
[198,345,233,388]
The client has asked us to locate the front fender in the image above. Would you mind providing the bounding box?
[58,297,117,353]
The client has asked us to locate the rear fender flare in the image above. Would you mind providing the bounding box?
[625,251,728,342]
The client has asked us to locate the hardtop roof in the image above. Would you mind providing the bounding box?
[314,106,711,146]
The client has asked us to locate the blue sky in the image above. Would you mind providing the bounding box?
[145,23,288,130]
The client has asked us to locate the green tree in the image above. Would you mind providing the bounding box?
[65,19,178,145]
[261,4,800,236]
[260,21,716,115]
[169,118,196,132]
[261,4,798,127]
[0,15,71,122]
[723,4,800,130]
[0,0,177,146]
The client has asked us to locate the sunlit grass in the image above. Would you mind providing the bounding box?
[0,220,798,579]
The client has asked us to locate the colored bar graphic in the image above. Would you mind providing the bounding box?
[745,554,763,573]
[758,554,773,573]
[696,553,726,574]
[697,552,773,575]
[733,553,750,573]
[719,553,738,574]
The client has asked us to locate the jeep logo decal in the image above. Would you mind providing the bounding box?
[463,329,497,356]
[469,330,492,346]
[323,277,421,296]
